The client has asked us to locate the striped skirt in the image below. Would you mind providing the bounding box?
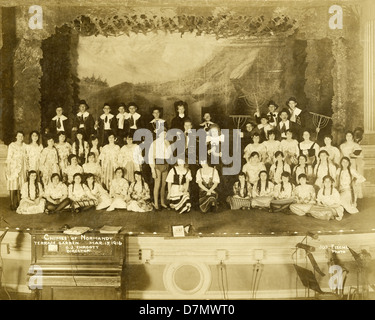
[72,199,98,210]
[199,190,218,213]
[227,196,251,210]
[170,193,191,214]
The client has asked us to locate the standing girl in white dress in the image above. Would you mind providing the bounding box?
[106,168,129,212]
[16,170,45,215]
[280,129,299,167]
[320,134,341,167]
[85,173,112,211]
[25,131,43,180]
[262,130,281,170]
[99,132,120,191]
[55,132,72,175]
[6,131,27,210]
[336,157,366,214]
[39,135,60,187]
[118,135,143,183]
[340,131,364,198]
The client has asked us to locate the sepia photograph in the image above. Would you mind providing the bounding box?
[0,0,374,303]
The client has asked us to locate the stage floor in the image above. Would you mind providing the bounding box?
[0,197,375,236]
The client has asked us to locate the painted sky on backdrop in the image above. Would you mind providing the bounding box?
[77,32,228,87]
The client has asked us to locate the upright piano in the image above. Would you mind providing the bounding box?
[27,231,126,300]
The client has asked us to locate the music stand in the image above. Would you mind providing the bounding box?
[294,264,324,298]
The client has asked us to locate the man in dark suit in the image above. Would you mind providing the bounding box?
[170,100,190,132]
[95,103,117,146]
[115,103,130,147]
[286,97,303,127]
[125,102,143,135]
[148,107,167,139]
[72,100,95,141]
[275,108,301,141]
[48,106,71,140]
[254,100,279,128]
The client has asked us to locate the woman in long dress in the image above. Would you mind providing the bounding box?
[226,172,252,210]
[55,132,72,175]
[39,135,60,187]
[127,171,153,213]
[262,130,281,170]
[98,132,120,191]
[270,171,295,213]
[313,150,337,189]
[68,173,97,213]
[339,131,364,198]
[290,173,316,216]
[106,167,129,212]
[85,173,112,211]
[308,175,344,221]
[269,151,291,185]
[44,173,70,214]
[280,129,299,167]
[196,160,220,213]
[320,134,341,167]
[336,157,366,214]
[25,131,43,180]
[118,135,143,183]
[251,170,274,209]
[166,159,192,214]
[16,170,45,215]
[298,130,320,166]
[242,151,266,186]
[6,131,27,210]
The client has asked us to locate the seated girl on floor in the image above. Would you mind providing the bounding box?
[308,175,344,221]
[289,173,316,216]
[16,170,45,215]
[106,167,129,212]
[251,170,274,209]
[68,173,97,213]
[166,159,192,214]
[242,151,266,186]
[270,171,295,213]
[336,157,366,215]
[44,173,70,215]
[127,171,153,213]
[85,173,112,211]
[269,151,291,185]
[226,172,252,210]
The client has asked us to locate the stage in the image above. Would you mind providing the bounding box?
[1,197,375,236]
